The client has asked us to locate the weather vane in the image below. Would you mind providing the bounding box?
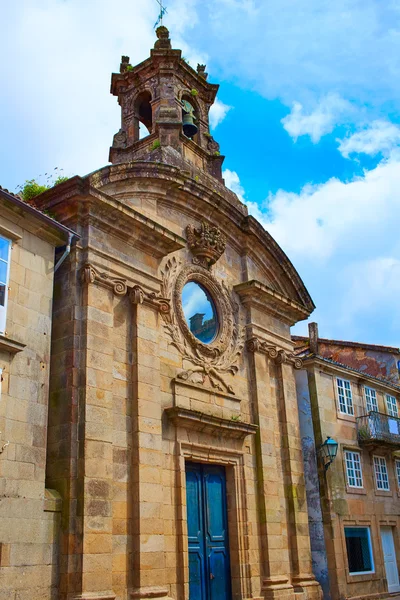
[154,0,168,28]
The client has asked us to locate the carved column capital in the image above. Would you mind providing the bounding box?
[80,263,128,296]
[246,336,303,369]
[129,285,171,315]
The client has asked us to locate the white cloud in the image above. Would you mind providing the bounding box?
[282,94,351,143]
[223,169,245,199]
[209,99,232,129]
[338,120,400,158]
[224,156,400,342]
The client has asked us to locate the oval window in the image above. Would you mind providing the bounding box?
[181,281,218,344]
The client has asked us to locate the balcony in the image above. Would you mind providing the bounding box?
[356,412,400,448]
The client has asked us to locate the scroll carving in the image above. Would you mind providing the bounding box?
[80,264,170,315]
[81,263,127,296]
[186,221,226,269]
[129,285,171,314]
[160,257,245,394]
[246,337,303,369]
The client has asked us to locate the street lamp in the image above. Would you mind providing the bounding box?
[318,436,339,471]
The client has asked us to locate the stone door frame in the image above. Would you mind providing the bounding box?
[175,440,254,600]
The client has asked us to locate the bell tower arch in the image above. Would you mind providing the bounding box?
[109,26,225,181]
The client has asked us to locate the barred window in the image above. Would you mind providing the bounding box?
[364,387,378,413]
[373,456,390,491]
[345,451,363,488]
[345,527,374,574]
[337,378,354,415]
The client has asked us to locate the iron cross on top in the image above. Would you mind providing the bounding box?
[154,0,168,28]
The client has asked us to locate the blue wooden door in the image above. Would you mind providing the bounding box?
[186,463,231,600]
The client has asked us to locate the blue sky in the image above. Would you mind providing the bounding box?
[1,0,400,346]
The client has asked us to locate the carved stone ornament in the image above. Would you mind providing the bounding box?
[80,264,170,314]
[112,128,127,149]
[206,135,220,154]
[186,222,226,269]
[246,337,303,369]
[81,264,127,296]
[161,257,245,394]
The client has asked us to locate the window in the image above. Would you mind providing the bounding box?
[0,235,11,334]
[395,459,400,490]
[386,394,398,417]
[344,527,374,574]
[373,456,390,491]
[364,387,378,413]
[337,378,354,415]
[345,451,363,488]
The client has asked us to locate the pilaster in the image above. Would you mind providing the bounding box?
[247,338,321,600]
[247,339,294,600]
[74,270,118,600]
[129,290,174,600]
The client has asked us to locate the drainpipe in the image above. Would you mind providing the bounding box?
[54,232,73,273]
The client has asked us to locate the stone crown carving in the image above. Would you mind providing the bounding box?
[186,222,226,269]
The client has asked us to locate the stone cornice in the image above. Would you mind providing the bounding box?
[81,263,170,315]
[234,279,310,325]
[0,334,26,355]
[165,406,258,439]
[246,337,303,369]
[33,177,186,259]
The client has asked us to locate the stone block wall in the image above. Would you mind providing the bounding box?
[0,209,62,600]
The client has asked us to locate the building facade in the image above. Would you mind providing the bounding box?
[28,27,323,600]
[0,187,76,599]
[295,324,400,600]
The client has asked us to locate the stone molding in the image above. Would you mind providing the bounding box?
[0,334,26,354]
[246,337,303,369]
[165,406,257,439]
[186,221,226,268]
[80,263,170,315]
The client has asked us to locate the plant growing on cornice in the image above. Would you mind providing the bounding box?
[181,56,190,65]
[213,151,220,156]
[19,179,48,201]
[191,88,198,97]
[17,168,68,201]
[230,414,241,421]
[125,64,133,72]
[150,139,161,151]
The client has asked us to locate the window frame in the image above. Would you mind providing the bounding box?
[344,450,364,488]
[373,455,390,491]
[395,459,400,491]
[0,235,11,334]
[336,377,354,416]
[364,386,378,413]
[344,526,375,576]
[385,394,398,417]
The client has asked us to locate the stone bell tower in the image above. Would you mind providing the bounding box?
[109,26,224,181]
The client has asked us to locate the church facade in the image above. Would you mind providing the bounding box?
[6,28,322,600]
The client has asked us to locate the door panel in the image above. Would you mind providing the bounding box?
[381,526,400,593]
[186,463,231,600]
[186,467,206,600]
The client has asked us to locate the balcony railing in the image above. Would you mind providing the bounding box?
[356,411,400,447]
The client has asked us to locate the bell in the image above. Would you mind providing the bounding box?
[182,113,198,138]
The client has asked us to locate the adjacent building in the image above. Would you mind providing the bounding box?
[295,323,400,600]
[0,186,77,599]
